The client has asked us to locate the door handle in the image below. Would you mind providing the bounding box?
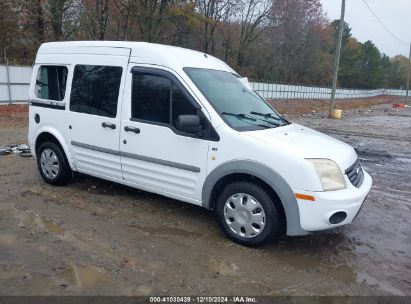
[102,122,116,129]
[124,126,140,134]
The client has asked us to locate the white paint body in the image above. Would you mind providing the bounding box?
[28,41,372,235]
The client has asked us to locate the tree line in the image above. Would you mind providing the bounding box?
[0,0,409,89]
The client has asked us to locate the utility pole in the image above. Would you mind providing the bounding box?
[406,42,411,103]
[329,0,346,118]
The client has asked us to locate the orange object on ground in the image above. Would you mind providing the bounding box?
[392,103,406,108]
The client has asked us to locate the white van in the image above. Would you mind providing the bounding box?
[28,41,372,246]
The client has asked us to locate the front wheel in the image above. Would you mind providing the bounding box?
[215,181,281,247]
[36,142,71,185]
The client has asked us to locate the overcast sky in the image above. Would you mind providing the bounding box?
[320,0,410,58]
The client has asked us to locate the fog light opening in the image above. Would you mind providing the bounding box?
[329,211,347,224]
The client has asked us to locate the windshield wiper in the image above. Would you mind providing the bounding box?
[248,112,280,126]
[222,112,270,129]
[250,111,289,125]
[222,112,256,121]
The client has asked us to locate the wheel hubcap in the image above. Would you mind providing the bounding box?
[223,193,266,238]
[40,148,59,179]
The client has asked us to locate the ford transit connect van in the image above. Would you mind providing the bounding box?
[28,41,372,246]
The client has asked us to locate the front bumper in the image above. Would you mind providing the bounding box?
[294,170,372,231]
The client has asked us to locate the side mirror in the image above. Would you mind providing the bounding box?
[176,114,204,136]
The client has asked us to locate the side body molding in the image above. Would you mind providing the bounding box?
[202,160,308,236]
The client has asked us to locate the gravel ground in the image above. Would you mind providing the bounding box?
[269,96,405,116]
[0,101,410,296]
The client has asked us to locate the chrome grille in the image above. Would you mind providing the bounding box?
[345,159,364,188]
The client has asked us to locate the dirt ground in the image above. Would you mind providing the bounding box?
[0,99,410,296]
[269,95,406,115]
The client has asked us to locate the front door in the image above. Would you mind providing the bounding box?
[120,66,215,203]
[67,55,128,180]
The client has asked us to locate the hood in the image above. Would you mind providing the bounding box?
[244,123,357,172]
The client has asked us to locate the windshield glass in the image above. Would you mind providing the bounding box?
[184,68,288,131]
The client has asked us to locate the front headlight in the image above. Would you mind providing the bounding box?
[307,159,346,191]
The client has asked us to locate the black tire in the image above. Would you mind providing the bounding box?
[215,181,281,247]
[36,141,71,185]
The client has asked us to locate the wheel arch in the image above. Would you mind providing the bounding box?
[202,160,308,236]
[34,128,75,170]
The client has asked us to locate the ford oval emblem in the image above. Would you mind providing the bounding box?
[356,167,360,174]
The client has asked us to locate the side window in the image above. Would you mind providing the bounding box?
[171,85,198,127]
[35,65,68,101]
[70,65,122,118]
[131,73,198,126]
[131,74,171,124]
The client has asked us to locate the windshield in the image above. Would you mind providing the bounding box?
[184,68,288,131]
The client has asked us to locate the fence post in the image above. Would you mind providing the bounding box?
[6,59,12,104]
[4,47,12,104]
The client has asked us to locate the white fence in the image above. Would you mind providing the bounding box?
[0,64,32,102]
[0,64,408,103]
[250,82,408,100]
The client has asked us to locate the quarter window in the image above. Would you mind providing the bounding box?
[131,72,198,127]
[70,65,122,118]
[35,65,68,101]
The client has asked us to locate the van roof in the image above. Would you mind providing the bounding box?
[37,41,235,73]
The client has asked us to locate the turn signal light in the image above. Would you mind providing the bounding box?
[295,193,316,201]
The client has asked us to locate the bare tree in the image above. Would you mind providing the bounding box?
[112,0,139,40]
[81,0,110,40]
[60,0,84,40]
[48,0,71,41]
[135,0,172,42]
[219,17,236,62]
[270,0,327,83]
[35,0,46,43]
[196,0,233,53]
[236,0,272,67]
[0,1,20,53]
[97,0,110,40]
[167,1,199,47]
[17,0,46,53]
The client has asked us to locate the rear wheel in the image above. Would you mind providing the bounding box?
[36,142,71,185]
[215,181,280,247]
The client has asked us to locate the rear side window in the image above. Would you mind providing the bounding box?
[131,73,198,126]
[70,65,122,118]
[35,65,68,101]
